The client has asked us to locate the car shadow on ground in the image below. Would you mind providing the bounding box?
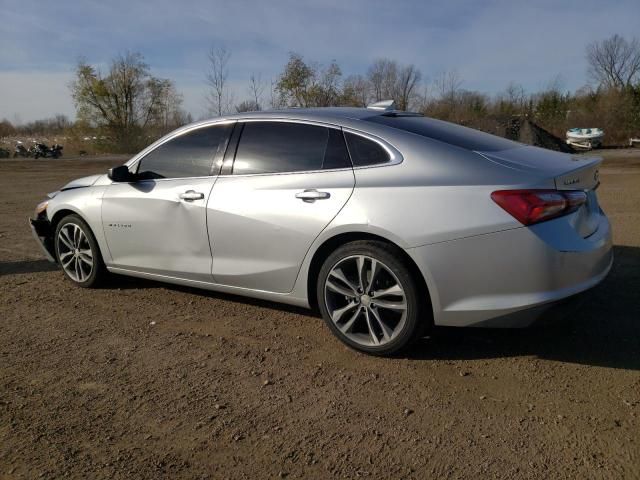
[0,259,58,276]
[406,245,640,371]
[101,245,639,371]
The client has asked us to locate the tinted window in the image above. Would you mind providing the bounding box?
[323,129,352,170]
[365,115,520,152]
[137,124,230,179]
[344,132,390,167]
[233,122,350,175]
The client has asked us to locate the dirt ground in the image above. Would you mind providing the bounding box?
[1,151,639,479]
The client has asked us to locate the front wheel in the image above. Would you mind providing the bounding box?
[54,214,105,287]
[317,241,429,356]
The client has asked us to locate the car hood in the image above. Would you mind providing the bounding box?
[61,174,103,191]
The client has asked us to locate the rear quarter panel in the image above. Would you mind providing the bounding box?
[340,133,550,248]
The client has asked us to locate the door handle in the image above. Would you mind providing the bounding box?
[179,190,204,201]
[295,189,331,202]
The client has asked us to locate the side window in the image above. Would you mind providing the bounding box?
[323,128,352,170]
[136,124,230,179]
[344,132,391,167]
[232,122,351,175]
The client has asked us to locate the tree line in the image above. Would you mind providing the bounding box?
[1,34,639,152]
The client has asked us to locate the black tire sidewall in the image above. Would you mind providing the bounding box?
[316,241,425,356]
[54,214,104,288]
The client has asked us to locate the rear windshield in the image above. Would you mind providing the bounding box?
[365,115,521,152]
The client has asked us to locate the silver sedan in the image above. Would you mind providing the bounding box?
[30,104,612,355]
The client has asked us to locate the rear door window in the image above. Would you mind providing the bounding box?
[232,122,351,175]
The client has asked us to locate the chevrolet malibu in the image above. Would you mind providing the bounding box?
[30,104,612,355]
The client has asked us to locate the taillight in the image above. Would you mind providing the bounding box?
[491,189,587,225]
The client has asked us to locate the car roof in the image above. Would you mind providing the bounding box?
[188,107,385,129]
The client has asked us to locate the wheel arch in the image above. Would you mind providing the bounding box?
[49,207,106,260]
[50,208,85,230]
[306,231,434,323]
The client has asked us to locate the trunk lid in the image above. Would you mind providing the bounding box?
[479,146,602,237]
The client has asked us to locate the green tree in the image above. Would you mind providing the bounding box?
[70,52,185,152]
[276,53,342,107]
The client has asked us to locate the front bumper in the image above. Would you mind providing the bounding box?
[407,213,613,327]
[29,217,56,263]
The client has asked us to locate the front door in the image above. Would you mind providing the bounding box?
[102,122,233,281]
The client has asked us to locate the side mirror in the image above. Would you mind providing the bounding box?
[108,165,132,182]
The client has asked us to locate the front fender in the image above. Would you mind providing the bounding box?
[46,186,110,263]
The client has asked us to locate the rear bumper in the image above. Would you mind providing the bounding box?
[407,213,613,327]
[29,217,56,263]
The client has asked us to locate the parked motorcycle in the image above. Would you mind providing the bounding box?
[14,143,31,158]
[0,147,10,158]
[31,142,63,159]
[49,144,63,158]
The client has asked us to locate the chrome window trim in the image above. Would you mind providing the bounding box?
[238,117,343,129]
[220,166,355,179]
[123,117,404,181]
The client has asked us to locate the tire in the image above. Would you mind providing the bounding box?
[54,214,105,288]
[317,240,429,356]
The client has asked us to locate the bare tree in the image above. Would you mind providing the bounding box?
[342,74,370,106]
[496,82,528,115]
[435,69,463,105]
[367,59,397,101]
[206,45,232,116]
[414,83,432,113]
[587,34,640,89]
[0,119,16,137]
[396,64,422,110]
[313,60,342,106]
[367,59,422,109]
[505,82,527,107]
[269,77,283,109]
[248,73,265,110]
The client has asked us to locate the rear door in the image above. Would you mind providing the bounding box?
[207,120,355,293]
[102,122,233,281]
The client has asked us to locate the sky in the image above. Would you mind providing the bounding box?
[1,0,639,123]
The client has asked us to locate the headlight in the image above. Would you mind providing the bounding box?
[34,200,49,217]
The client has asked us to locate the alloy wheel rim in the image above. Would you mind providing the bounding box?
[58,223,93,282]
[324,255,408,347]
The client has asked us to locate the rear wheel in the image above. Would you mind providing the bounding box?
[54,214,105,287]
[317,241,428,356]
